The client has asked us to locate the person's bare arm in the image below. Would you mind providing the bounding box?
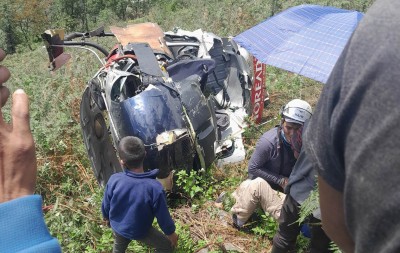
[318,175,354,253]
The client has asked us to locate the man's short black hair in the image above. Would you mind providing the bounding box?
[118,136,146,168]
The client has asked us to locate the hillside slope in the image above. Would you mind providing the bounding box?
[2,0,373,252]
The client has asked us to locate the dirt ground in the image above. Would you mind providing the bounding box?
[172,201,274,253]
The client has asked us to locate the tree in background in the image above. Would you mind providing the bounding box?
[0,0,49,52]
[0,3,18,53]
[105,0,130,20]
[0,0,374,54]
[13,0,50,50]
[47,0,88,31]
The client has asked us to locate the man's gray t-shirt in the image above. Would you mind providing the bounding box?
[305,0,400,252]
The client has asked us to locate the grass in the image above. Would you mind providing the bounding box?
[2,41,323,252]
[4,0,374,250]
[2,0,377,250]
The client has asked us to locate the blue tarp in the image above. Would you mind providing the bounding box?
[234,5,364,83]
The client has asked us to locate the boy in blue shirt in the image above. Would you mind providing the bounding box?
[102,136,178,253]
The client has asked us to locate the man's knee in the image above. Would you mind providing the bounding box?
[249,177,271,197]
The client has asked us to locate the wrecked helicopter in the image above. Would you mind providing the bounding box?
[42,23,254,189]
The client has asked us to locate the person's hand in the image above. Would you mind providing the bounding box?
[167,232,179,248]
[280,177,288,189]
[0,49,37,203]
[0,49,11,107]
[103,218,110,227]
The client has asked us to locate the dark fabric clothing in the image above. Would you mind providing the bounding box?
[102,168,175,240]
[248,127,296,191]
[286,139,316,204]
[273,195,331,253]
[308,217,332,253]
[273,195,301,252]
[305,0,400,252]
[113,227,173,253]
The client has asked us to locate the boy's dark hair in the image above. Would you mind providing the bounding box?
[118,136,146,168]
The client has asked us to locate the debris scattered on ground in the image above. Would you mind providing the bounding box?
[172,201,273,252]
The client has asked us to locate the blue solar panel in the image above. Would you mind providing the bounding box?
[234,4,364,83]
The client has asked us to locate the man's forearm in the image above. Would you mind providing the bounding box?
[249,167,282,185]
[318,176,354,253]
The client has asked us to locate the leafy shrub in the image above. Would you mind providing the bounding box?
[175,169,217,200]
[251,210,278,240]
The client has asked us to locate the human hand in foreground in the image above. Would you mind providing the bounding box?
[0,49,10,106]
[167,232,179,248]
[0,48,37,203]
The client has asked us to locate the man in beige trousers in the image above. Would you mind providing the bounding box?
[231,99,312,227]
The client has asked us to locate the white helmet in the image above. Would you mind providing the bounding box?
[282,99,312,125]
[238,44,251,62]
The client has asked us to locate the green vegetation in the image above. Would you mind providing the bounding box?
[1,0,374,52]
[1,0,374,252]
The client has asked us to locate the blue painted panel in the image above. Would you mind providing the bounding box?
[120,84,185,145]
